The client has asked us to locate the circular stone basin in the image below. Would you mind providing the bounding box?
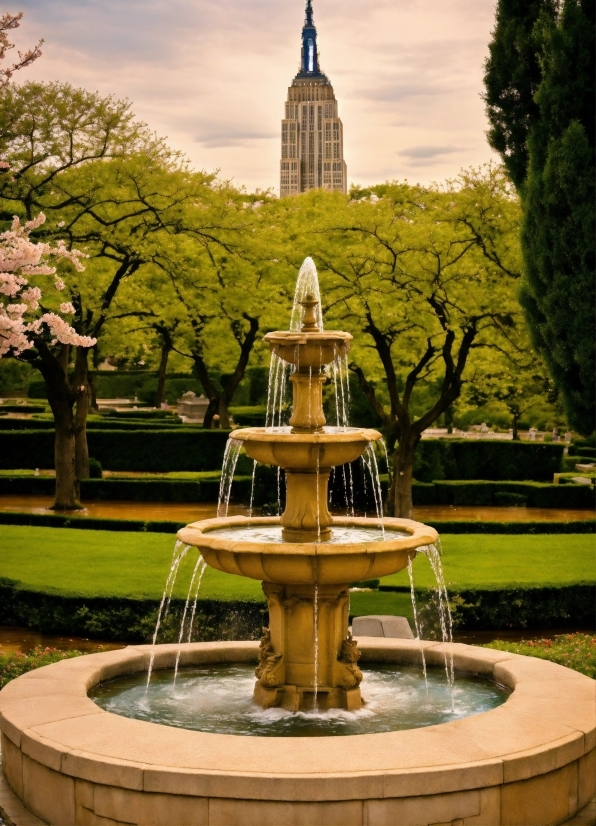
[177,515,438,585]
[263,330,352,368]
[1,640,594,826]
[204,525,408,544]
[90,664,510,737]
[233,426,382,468]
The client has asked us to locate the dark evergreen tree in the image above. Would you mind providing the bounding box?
[483,0,556,190]
[485,0,595,434]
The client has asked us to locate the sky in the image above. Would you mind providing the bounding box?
[14,0,499,193]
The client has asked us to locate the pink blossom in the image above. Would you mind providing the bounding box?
[0,213,96,358]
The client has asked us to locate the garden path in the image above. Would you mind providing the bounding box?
[0,496,592,523]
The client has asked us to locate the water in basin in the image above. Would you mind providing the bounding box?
[205,525,408,544]
[90,664,509,737]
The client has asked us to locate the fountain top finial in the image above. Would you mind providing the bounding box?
[300,293,320,333]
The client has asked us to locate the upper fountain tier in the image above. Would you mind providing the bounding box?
[231,295,381,541]
[263,293,351,374]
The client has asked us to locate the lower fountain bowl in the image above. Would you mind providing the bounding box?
[176,515,438,585]
[0,640,593,825]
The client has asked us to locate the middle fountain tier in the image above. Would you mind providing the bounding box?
[178,295,437,711]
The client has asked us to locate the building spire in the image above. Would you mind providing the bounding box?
[305,0,314,26]
[300,0,321,76]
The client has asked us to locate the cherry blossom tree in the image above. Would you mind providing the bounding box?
[0,12,43,86]
[0,211,96,508]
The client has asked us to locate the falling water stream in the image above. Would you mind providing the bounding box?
[143,257,463,726]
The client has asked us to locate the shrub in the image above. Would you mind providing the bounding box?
[230,406,267,426]
[27,379,47,399]
[100,409,172,419]
[493,492,528,506]
[0,418,191,431]
[573,447,596,459]
[0,429,231,472]
[414,439,564,482]
[380,584,596,631]
[0,359,36,395]
[485,634,596,678]
[429,480,595,509]
[455,408,512,431]
[0,647,85,689]
[572,435,596,449]
[87,458,103,479]
[0,583,266,643]
[0,403,46,413]
[247,366,269,406]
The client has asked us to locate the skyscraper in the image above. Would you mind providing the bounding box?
[279,1,347,197]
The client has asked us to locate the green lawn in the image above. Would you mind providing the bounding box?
[0,525,263,602]
[383,534,596,590]
[0,527,593,608]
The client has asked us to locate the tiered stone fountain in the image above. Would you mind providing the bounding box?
[177,294,437,712]
[0,273,594,825]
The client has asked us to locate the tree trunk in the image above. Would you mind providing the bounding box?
[36,343,81,510]
[52,407,79,509]
[392,435,418,519]
[203,397,219,429]
[73,347,90,484]
[218,396,231,429]
[155,340,171,408]
[512,412,520,440]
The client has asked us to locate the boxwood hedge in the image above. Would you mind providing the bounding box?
[0,429,231,472]
[0,511,593,535]
[412,480,594,509]
[414,439,564,482]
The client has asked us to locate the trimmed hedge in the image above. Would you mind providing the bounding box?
[0,418,196,431]
[0,577,591,640]
[414,439,564,482]
[0,429,231,472]
[0,580,266,642]
[426,520,595,534]
[0,466,277,505]
[0,404,46,414]
[412,480,595,509]
[0,511,593,535]
[0,511,185,533]
[230,406,267,427]
[377,583,596,630]
[101,409,174,419]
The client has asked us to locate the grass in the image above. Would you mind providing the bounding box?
[382,533,596,590]
[485,634,596,679]
[0,526,593,608]
[0,525,264,602]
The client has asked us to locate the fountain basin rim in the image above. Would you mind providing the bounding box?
[232,426,383,444]
[0,640,593,815]
[263,330,353,345]
[177,515,438,556]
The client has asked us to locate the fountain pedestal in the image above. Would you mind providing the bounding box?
[280,468,332,541]
[179,294,437,712]
[254,582,362,711]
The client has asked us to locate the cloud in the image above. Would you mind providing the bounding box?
[397,145,461,159]
[13,0,499,192]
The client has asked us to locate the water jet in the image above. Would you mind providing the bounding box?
[0,260,593,825]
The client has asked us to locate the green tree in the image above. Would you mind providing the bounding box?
[289,167,523,517]
[484,0,595,435]
[483,0,556,189]
[0,82,233,506]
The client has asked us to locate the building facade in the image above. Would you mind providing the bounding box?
[280,1,347,197]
